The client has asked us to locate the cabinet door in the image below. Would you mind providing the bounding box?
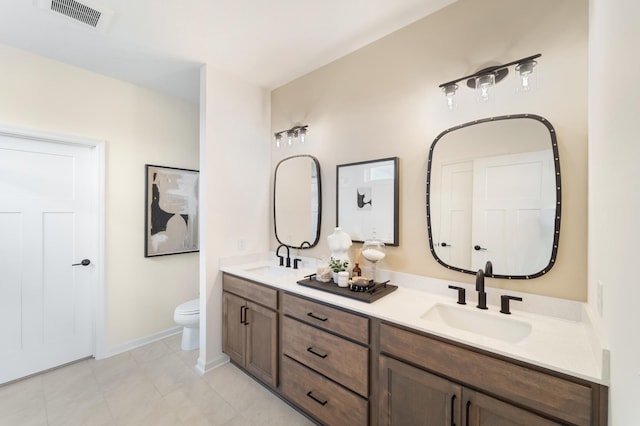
[464,389,562,426]
[245,300,278,387]
[222,292,245,366]
[379,355,461,426]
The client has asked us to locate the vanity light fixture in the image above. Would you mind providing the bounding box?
[273,124,309,149]
[439,53,541,108]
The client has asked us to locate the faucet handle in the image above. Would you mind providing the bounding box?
[448,285,466,305]
[293,258,302,269]
[500,295,523,314]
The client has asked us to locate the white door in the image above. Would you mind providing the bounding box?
[435,161,473,269]
[0,133,96,384]
[471,150,555,275]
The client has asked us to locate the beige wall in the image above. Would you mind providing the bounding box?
[0,43,200,349]
[271,0,588,300]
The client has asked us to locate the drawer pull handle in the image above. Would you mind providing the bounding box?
[307,347,328,359]
[307,312,328,322]
[465,400,471,426]
[306,391,328,406]
[450,394,456,426]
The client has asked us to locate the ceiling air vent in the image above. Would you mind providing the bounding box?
[38,0,114,32]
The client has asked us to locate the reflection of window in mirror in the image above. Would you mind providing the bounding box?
[427,115,560,279]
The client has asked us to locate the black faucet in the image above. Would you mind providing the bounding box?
[276,244,291,268]
[476,269,488,310]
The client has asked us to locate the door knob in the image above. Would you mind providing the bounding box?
[72,259,91,266]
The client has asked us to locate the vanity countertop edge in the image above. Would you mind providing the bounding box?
[220,258,609,386]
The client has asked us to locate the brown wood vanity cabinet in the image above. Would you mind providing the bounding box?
[280,293,370,425]
[377,323,608,426]
[222,274,278,387]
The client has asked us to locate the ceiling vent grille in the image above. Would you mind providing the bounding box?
[38,0,114,32]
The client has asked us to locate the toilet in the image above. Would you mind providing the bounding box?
[174,299,200,351]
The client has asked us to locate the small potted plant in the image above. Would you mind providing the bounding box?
[329,257,349,283]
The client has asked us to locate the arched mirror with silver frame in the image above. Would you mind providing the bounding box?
[274,155,322,249]
[426,114,561,279]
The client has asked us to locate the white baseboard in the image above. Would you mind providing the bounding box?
[94,326,182,360]
[195,353,229,376]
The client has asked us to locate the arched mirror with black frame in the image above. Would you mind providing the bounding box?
[274,155,322,249]
[426,114,561,279]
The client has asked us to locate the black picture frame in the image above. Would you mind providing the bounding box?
[144,164,199,257]
[336,157,399,246]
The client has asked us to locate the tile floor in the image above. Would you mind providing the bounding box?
[0,334,315,425]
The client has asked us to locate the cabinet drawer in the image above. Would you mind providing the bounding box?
[379,323,593,426]
[282,316,368,397]
[282,292,369,344]
[223,273,278,310]
[281,355,367,426]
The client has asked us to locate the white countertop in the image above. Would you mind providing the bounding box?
[220,256,609,386]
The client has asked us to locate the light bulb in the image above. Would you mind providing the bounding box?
[274,133,282,149]
[287,132,293,146]
[300,127,307,143]
[480,84,490,101]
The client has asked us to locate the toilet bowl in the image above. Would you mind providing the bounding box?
[174,299,200,351]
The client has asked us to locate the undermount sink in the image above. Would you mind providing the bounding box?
[244,265,294,278]
[420,303,532,343]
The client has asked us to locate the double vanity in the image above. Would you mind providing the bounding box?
[221,259,608,426]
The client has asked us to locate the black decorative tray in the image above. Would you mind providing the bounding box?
[296,278,398,303]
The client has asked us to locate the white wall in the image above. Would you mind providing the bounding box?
[0,43,200,352]
[589,0,640,423]
[271,0,589,301]
[199,66,271,372]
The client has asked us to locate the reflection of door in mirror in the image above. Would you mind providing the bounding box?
[274,155,321,249]
[427,114,561,279]
[434,162,472,268]
[471,151,555,275]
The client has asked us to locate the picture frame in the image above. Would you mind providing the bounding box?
[145,164,199,257]
[336,157,399,246]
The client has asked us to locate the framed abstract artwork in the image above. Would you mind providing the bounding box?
[336,157,399,246]
[145,164,199,257]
